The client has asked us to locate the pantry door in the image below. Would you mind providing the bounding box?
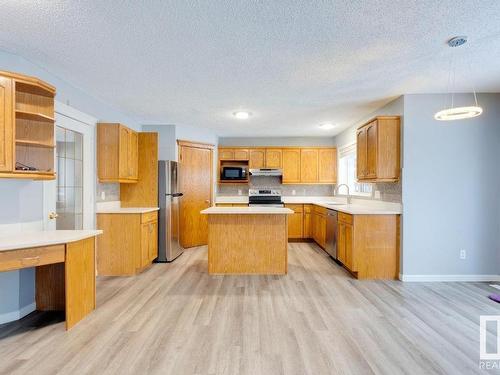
[43,102,96,230]
[178,140,213,248]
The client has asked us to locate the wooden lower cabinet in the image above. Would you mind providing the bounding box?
[97,211,158,276]
[337,213,399,279]
[310,206,327,248]
[285,204,303,239]
[303,204,313,238]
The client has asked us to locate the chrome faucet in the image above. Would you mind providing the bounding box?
[335,184,351,204]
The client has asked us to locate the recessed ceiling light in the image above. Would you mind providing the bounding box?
[233,111,251,120]
[319,122,336,130]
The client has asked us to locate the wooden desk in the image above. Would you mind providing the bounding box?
[0,230,102,329]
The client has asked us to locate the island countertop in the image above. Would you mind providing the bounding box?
[0,230,103,252]
[201,207,294,215]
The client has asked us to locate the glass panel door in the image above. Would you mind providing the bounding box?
[56,126,83,229]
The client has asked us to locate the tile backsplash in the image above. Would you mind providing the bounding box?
[217,176,402,203]
[96,182,120,202]
[217,176,335,196]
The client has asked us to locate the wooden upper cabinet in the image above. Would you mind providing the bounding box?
[356,127,368,179]
[0,71,56,180]
[218,148,248,160]
[249,149,265,169]
[356,116,400,182]
[282,149,301,183]
[233,149,249,160]
[300,149,319,183]
[0,76,13,172]
[318,148,337,183]
[219,148,234,160]
[366,122,378,179]
[98,123,139,183]
[265,149,282,168]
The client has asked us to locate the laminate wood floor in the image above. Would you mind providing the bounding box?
[1,242,499,375]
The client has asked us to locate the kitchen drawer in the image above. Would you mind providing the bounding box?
[141,211,158,223]
[0,245,65,272]
[285,204,303,213]
[303,204,313,213]
[338,212,353,225]
[313,205,327,216]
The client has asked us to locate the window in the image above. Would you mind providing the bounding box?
[56,126,84,229]
[337,143,372,196]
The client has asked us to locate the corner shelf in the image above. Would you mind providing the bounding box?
[15,110,55,123]
[15,139,55,148]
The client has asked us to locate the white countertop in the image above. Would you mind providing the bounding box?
[201,207,294,215]
[215,195,402,215]
[0,230,103,252]
[96,207,159,214]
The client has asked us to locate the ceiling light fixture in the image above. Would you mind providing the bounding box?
[319,122,336,130]
[434,36,483,121]
[233,111,251,120]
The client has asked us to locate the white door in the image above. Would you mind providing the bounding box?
[43,102,96,230]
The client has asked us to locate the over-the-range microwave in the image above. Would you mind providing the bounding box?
[220,166,247,181]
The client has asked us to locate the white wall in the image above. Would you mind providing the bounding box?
[402,93,500,278]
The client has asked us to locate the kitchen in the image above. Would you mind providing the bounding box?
[1,2,500,375]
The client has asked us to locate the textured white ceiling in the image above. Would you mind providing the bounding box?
[1,1,500,136]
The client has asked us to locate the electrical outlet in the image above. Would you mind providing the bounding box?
[101,191,106,200]
[460,249,467,259]
[238,189,242,196]
[374,190,381,199]
[292,190,296,195]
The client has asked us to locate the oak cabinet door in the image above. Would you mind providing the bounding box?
[140,222,150,268]
[344,223,354,271]
[337,222,346,264]
[300,149,319,183]
[303,212,312,238]
[233,149,249,160]
[149,221,158,261]
[366,122,378,179]
[356,128,367,179]
[265,149,282,168]
[318,148,337,183]
[285,204,303,239]
[219,148,235,160]
[0,77,13,172]
[118,126,129,179]
[128,130,138,179]
[282,149,301,183]
[249,149,265,168]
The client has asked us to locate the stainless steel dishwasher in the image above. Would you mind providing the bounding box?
[325,209,338,259]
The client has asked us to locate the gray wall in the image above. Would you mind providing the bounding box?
[142,124,177,160]
[0,180,43,320]
[219,136,335,147]
[402,93,500,276]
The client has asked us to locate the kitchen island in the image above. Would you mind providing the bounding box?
[201,206,293,275]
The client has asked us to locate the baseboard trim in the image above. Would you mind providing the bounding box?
[399,274,500,282]
[0,302,36,325]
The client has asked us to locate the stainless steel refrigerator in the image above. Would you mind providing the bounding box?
[157,160,184,262]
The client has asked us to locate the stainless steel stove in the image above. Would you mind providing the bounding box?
[248,188,284,207]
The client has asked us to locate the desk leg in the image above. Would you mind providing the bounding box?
[65,237,96,329]
[36,263,65,311]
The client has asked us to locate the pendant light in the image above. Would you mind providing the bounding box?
[434,36,483,121]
